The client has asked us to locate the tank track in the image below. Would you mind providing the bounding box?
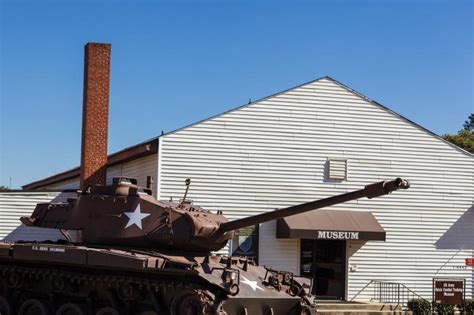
[0,262,225,315]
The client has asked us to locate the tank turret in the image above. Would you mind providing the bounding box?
[21,177,409,253]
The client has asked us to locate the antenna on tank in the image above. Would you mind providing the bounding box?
[180,178,191,207]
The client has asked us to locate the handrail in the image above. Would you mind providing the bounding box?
[351,280,427,306]
[372,280,426,305]
[350,279,376,302]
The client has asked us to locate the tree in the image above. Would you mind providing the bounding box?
[442,114,474,153]
[463,113,473,131]
[0,186,11,192]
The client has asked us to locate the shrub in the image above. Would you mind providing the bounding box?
[434,303,454,315]
[462,299,474,315]
[408,298,432,315]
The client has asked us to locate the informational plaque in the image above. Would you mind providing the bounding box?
[466,258,474,267]
[231,225,259,263]
[433,279,464,305]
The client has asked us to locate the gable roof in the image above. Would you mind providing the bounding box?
[161,75,473,157]
[23,76,472,189]
[325,77,472,157]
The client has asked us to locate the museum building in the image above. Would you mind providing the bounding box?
[6,76,473,302]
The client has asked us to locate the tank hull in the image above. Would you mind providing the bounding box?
[0,242,313,315]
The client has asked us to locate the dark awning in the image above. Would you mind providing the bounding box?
[276,210,386,241]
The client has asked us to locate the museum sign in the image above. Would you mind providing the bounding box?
[433,279,465,305]
[316,230,359,240]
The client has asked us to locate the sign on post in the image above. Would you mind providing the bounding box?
[433,279,465,305]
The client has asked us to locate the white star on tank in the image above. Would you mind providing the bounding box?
[241,276,264,291]
[124,204,150,230]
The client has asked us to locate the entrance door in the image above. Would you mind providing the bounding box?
[300,239,346,300]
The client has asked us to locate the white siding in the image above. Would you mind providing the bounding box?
[0,192,61,241]
[43,155,158,195]
[158,77,474,301]
[259,221,299,274]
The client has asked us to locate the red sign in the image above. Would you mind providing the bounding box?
[466,258,474,266]
[434,280,464,305]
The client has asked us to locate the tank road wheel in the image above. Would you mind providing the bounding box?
[95,307,120,315]
[6,271,22,288]
[171,291,203,315]
[0,296,12,315]
[51,276,66,293]
[56,303,88,315]
[18,299,51,315]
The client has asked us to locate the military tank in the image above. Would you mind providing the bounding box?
[0,42,410,315]
[0,177,409,315]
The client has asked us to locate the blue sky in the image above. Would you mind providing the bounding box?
[0,0,472,188]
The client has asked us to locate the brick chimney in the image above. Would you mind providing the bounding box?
[80,43,111,190]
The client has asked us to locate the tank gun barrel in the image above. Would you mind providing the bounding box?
[218,177,410,233]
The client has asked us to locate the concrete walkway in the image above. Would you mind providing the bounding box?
[314,301,413,315]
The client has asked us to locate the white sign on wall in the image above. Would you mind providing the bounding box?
[317,230,359,240]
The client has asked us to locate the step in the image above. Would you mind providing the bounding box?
[315,303,403,311]
[315,312,412,315]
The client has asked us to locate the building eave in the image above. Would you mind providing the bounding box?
[22,138,159,190]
